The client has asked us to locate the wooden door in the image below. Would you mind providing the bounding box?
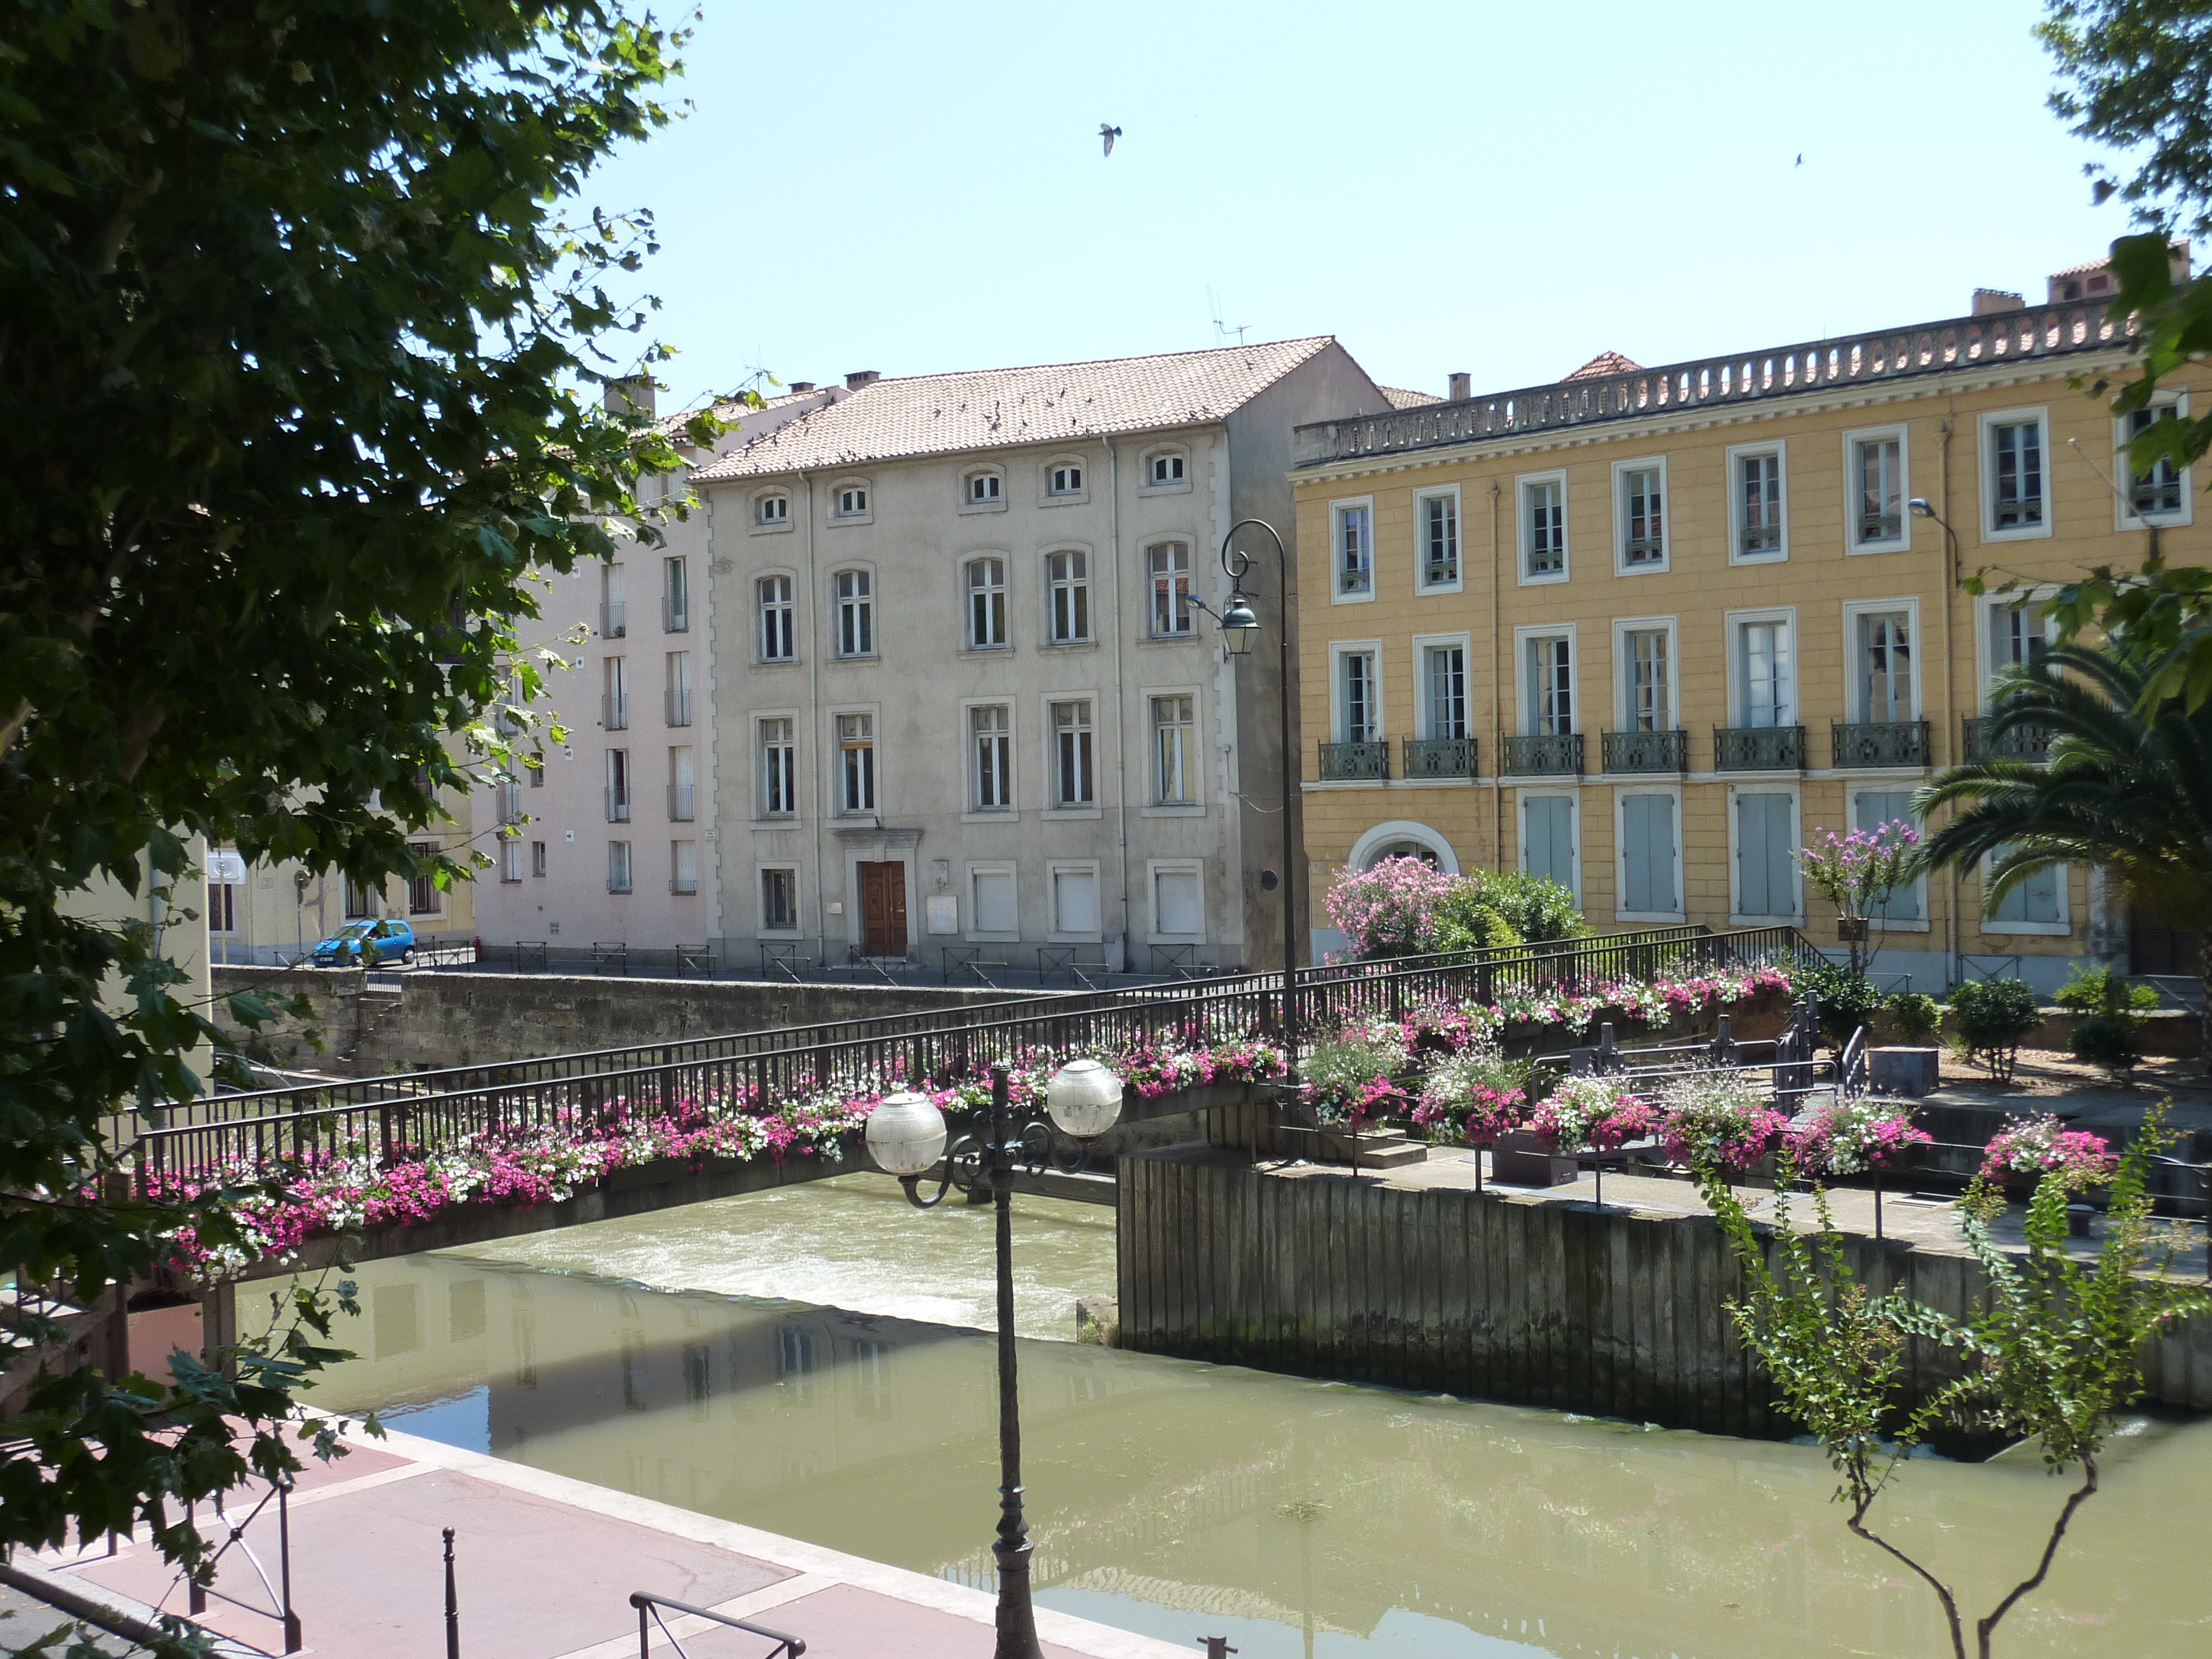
[859,862,907,957]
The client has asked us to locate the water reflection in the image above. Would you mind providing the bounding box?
[286,1246,2208,1658]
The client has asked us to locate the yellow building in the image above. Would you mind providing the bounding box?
[1290,260,2207,994]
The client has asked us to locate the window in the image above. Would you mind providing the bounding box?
[1520,794,1577,897]
[344,877,372,919]
[836,712,874,812]
[606,749,631,821]
[1732,444,1786,561]
[407,847,441,914]
[1051,699,1094,805]
[1147,541,1192,635]
[1854,791,1923,922]
[607,840,632,894]
[1050,865,1100,936]
[1152,865,1202,938]
[1151,694,1193,803]
[2123,402,2187,521]
[835,483,869,518]
[1988,598,2046,699]
[966,557,1007,649]
[1619,794,1679,916]
[1856,609,1914,722]
[1987,848,2063,927]
[1734,793,1797,918]
[834,569,874,657]
[1147,452,1185,487]
[1738,618,1792,728]
[1521,474,1567,580]
[760,867,798,931]
[206,877,237,932]
[971,866,1017,936]
[1621,626,1671,730]
[665,651,691,727]
[668,745,695,822]
[1339,650,1377,741]
[1333,501,1372,596]
[663,556,689,631]
[1424,643,1466,739]
[971,705,1011,809]
[530,839,547,877]
[602,655,628,730]
[1617,461,1666,568]
[1047,551,1090,643]
[1526,634,1572,734]
[1418,489,1459,588]
[671,840,697,895]
[967,471,1002,505]
[758,575,794,662]
[1850,430,1907,549]
[528,756,543,788]
[760,719,796,816]
[1049,462,1084,495]
[1986,414,2046,535]
[500,837,524,883]
[757,492,789,526]
[602,562,626,637]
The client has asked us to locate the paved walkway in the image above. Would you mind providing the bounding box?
[21,1423,1187,1659]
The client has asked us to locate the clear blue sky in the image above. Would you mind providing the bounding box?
[584,0,2133,410]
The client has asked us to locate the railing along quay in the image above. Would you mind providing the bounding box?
[130,928,1820,1193]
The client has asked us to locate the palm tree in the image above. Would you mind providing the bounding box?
[1915,642,2212,1065]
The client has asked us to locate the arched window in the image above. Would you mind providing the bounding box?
[1144,449,1188,489]
[965,470,1003,506]
[756,491,789,526]
[1346,820,1460,875]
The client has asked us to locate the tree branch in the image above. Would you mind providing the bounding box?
[1848,1495,1965,1659]
[1975,1458,2098,1658]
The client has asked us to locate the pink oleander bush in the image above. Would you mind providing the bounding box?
[1655,1071,1788,1175]
[1784,1096,1932,1178]
[1980,1114,2119,1193]
[1324,856,1466,959]
[1529,1074,1659,1153]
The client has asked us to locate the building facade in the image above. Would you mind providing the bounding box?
[692,340,1392,977]
[1290,261,2206,993]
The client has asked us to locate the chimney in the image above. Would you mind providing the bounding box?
[1971,289,2025,317]
[845,370,881,390]
[1447,371,1472,401]
[789,381,816,393]
[604,375,655,418]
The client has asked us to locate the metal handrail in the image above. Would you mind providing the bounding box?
[629,1590,803,1658]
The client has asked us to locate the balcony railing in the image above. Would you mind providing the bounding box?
[1740,521,1781,557]
[1600,729,1687,774]
[605,788,631,823]
[1318,740,1389,782]
[663,596,689,633]
[1962,715,2054,763]
[1501,732,1583,777]
[1832,720,1930,769]
[600,599,627,638]
[1714,725,1806,771]
[1294,302,2136,469]
[1401,736,1475,779]
[668,783,695,822]
[669,874,699,895]
[603,692,629,731]
[666,686,692,728]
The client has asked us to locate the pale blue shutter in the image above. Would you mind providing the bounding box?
[1854,791,1920,920]
[1737,794,1794,916]
[1623,795,1676,913]
[1524,797,1574,895]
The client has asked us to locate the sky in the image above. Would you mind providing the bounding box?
[580,0,2139,411]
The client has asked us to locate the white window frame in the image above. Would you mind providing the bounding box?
[1145,859,1207,945]
[1980,850,2073,937]
[752,489,793,533]
[1142,685,1202,813]
[964,554,1010,651]
[756,865,802,937]
[1328,640,1384,745]
[1974,588,2057,709]
[1330,495,1375,604]
[830,478,873,523]
[1516,469,1570,586]
[1610,615,1679,734]
[1145,540,1196,638]
[1978,406,2054,543]
[1613,784,1686,924]
[832,566,876,659]
[833,705,879,815]
[1040,694,1101,817]
[1726,783,1803,925]
[756,571,797,664]
[1141,448,1190,493]
[1843,597,1924,724]
[606,839,633,895]
[1042,455,1089,504]
[1043,547,1093,645]
[1045,859,1104,944]
[1515,789,1580,903]
[961,468,1005,512]
[1611,455,1671,575]
[964,700,1015,818]
[2115,393,2193,531]
[1512,622,1577,736]
[1413,484,1463,594]
[1726,439,1789,565]
[965,861,1021,943]
[1411,631,1473,741]
[1847,784,1931,931]
[757,713,799,820]
[1726,606,1798,732]
[1842,424,1911,554]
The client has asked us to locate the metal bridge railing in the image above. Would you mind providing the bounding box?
[629,1590,803,1658]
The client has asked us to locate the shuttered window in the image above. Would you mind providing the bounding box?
[1621,794,1678,915]
[1735,794,1795,917]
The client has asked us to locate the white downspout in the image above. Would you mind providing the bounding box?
[1107,436,1131,972]
[802,471,827,960]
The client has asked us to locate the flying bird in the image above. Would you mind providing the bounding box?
[1101,122,1122,158]
[1794,152,1803,167]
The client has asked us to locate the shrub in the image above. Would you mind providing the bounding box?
[1946,976,2044,1083]
[1323,856,1460,959]
[1796,956,1883,1050]
[1883,991,1942,1045]
[1464,870,1584,943]
[1323,859,1584,960]
[1428,889,1522,953]
[2071,1013,2144,1074]
[2053,964,2158,1077]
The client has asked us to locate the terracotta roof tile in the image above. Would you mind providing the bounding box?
[1381,385,1443,408]
[1564,350,1644,381]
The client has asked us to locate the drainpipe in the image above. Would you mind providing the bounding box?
[1107,435,1130,972]
[1488,480,1503,872]
[1937,420,1959,988]
[802,470,827,963]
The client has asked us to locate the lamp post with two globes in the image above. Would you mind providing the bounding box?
[863,1057,1124,1659]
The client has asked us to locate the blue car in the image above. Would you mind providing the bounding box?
[310,917,417,967]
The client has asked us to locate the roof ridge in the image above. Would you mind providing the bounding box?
[842,334,1335,390]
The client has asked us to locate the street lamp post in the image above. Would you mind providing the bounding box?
[864,1059,1124,1659]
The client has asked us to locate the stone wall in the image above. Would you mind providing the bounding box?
[210,965,1041,1075]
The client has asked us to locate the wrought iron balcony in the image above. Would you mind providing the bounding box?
[602,692,629,731]
[1962,716,2053,763]
[1318,740,1389,782]
[605,787,631,823]
[1501,732,1583,777]
[1832,720,1930,769]
[1600,729,1687,774]
[1713,725,1805,771]
[1401,736,1475,779]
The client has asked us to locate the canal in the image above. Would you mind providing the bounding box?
[283,1172,2208,1658]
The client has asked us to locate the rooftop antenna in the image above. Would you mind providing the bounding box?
[1207,286,1250,346]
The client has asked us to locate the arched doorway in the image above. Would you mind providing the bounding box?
[1346,820,1460,876]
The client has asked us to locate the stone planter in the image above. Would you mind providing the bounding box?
[1491,1128,1578,1188]
[1869,1047,1940,1098]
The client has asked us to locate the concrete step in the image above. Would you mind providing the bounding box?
[1316,1128,1429,1168]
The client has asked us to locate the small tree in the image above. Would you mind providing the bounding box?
[1797,821,1921,976]
[1946,977,2046,1084]
[1698,1108,2209,1659]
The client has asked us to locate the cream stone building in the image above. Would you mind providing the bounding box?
[692,340,1393,976]
[1291,255,2206,993]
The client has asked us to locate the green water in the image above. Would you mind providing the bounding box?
[283,1173,2212,1658]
